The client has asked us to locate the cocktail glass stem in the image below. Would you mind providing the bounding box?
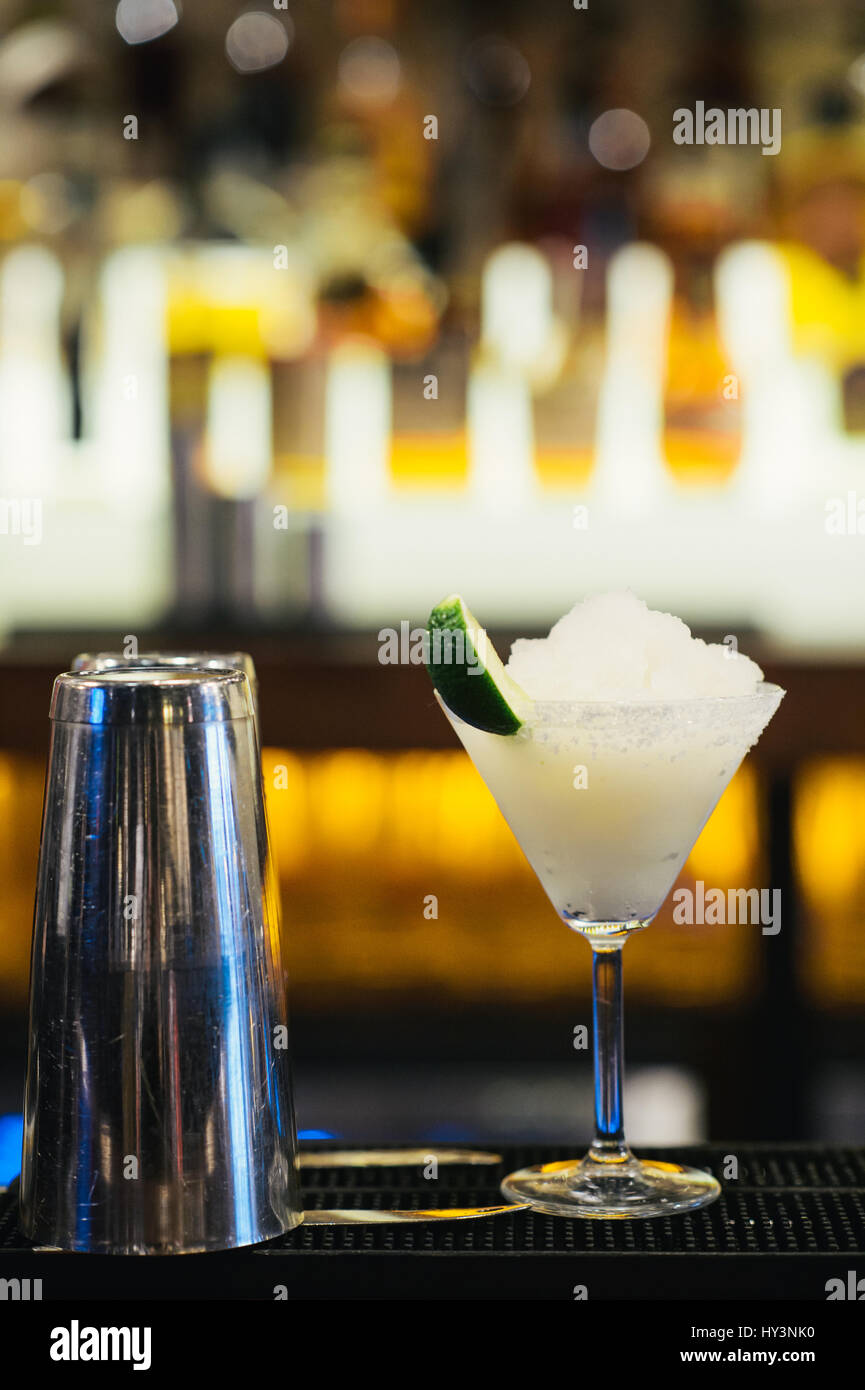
[499,920,722,1217]
[589,942,630,1163]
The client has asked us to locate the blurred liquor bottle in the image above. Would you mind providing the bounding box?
[532,237,601,491]
[166,245,318,626]
[662,286,742,483]
[648,159,752,484]
[390,333,469,491]
[772,105,865,434]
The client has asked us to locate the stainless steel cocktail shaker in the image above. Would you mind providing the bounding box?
[19,668,301,1253]
[71,651,259,721]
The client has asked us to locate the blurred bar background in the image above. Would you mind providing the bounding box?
[1,0,864,1168]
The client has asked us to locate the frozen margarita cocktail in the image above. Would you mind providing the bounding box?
[426,590,783,1218]
[433,591,779,931]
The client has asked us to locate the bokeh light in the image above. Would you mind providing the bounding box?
[848,52,865,95]
[0,21,90,106]
[337,37,401,107]
[588,108,651,170]
[21,173,79,235]
[115,0,179,47]
[0,1114,23,1186]
[225,12,292,75]
[463,37,531,107]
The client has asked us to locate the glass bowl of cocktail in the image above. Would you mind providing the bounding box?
[427,592,784,1219]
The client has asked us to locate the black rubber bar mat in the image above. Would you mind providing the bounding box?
[1,1143,863,1299]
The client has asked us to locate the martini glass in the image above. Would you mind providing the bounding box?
[438,683,784,1218]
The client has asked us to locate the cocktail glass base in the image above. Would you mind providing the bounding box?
[501,1151,721,1220]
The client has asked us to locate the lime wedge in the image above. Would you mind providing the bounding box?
[426,594,529,735]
